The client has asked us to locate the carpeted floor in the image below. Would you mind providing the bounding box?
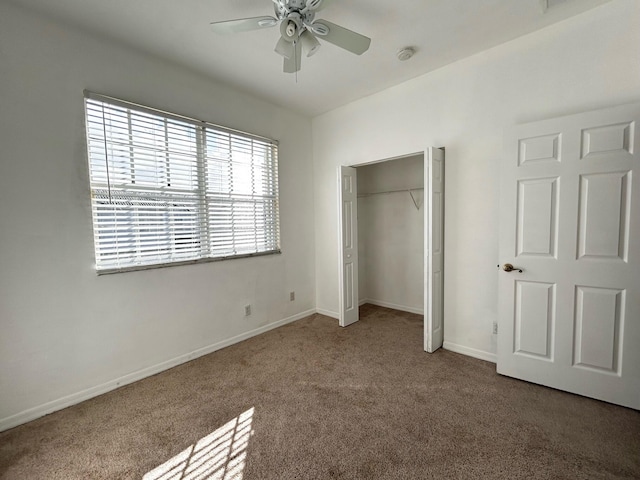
[1,304,639,479]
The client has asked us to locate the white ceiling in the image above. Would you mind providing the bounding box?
[10,0,612,117]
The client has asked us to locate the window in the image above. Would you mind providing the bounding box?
[84,92,280,273]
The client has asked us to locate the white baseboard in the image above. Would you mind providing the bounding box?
[0,308,316,433]
[316,301,423,319]
[443,341,497,364]
[315,307,339,319]
[363,298,424,315]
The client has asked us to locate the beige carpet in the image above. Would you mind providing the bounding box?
[1,304,638,479]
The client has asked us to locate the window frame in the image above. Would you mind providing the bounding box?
[83,91,281,275]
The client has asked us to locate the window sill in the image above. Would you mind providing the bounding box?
[95,249,282,275]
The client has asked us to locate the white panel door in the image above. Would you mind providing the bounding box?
[338,166,359,327]
[498,103,640,409]
[426,147,445,352]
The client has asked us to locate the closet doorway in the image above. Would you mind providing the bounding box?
[338,148,444,353]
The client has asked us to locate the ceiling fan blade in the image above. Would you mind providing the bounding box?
[312,20,371,55]
[303,0,334,12]
[210,16,278,34]
[275,36,294,59]
[283,42,302,73]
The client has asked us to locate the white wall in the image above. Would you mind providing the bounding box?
[357,156,424,313]
[0,3,315,429]
[312,0,640,358]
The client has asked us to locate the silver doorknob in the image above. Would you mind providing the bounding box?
[501,263,523,273]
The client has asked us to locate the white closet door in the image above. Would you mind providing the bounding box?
[425,147,444,352]
[338,166,359,327]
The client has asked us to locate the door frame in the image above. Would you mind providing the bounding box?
[337,148,445,352]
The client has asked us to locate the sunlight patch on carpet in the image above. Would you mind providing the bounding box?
[143,408,254,480]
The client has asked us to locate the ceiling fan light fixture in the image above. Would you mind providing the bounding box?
[280,19,299,41]
[300,30,321,57]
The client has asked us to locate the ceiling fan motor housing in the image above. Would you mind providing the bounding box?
[286,0,307,9]
[274,0,316,26]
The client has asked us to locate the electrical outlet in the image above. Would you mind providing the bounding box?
[290,291,295,301]
[493,322,498,335]
[244,305,251,316]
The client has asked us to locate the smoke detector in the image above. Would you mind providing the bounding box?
[397,47,415,61]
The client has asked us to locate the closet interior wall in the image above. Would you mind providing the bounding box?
[357,155,425,314]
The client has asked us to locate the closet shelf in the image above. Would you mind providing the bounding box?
[357,188,424,210]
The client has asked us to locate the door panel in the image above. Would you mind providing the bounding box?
[498,103,640,409]
[518,133,561,165]
[573,286,624,373]
[577,172,630,260]
[516,177,559,257]
[514,281,555,360]
[425,147,444,352]
[338,166,359,327]
[581,122,633,159]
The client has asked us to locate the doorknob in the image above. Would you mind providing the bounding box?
[500,263,523,273]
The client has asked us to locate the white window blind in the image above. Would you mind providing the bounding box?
[84,92,280,273]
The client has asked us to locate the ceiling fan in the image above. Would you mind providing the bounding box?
[210,0,371,73]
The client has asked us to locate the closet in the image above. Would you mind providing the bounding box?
[338,147,443,351]
[356,154,425,314]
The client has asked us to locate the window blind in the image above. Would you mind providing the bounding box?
[84,92,280,273]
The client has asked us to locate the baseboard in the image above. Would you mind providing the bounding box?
[363,299,424,315]
[316,301,423,319]
[0,308,316,433]
[315,308,339,319]
[443,341,497,364]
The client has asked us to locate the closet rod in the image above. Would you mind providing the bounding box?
[356,187,424,198]
[358,188,424,210]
